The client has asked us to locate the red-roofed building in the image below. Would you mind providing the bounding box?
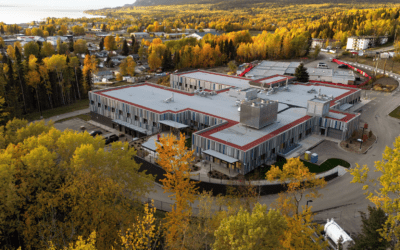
[89,73,361,175]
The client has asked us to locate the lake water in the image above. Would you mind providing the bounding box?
[0,5,105,24]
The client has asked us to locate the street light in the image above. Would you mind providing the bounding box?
[306,200,313,208]
[357,138,363,149]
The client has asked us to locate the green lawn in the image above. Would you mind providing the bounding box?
[389,106,400,119]
[245,156,350,180]
[55,113,91,123]
[23,99,89,121]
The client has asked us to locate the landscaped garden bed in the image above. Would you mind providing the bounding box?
[339,128,376,154]
[245,155,350,180]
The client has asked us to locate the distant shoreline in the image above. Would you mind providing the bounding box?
[0,7,106,25]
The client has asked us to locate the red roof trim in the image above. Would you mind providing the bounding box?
[252,74,295,85]
[175,69,251,81]
[198,115,312,151]
[327,109,356,122]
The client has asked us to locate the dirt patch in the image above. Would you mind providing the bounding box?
[340,128,376,154]
[373,77,398,92]
[206,66,231,74]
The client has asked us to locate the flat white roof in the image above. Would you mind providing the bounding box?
[210,108,307,146]
[98,84,352,121]
[159,120,188,129]
[179,71,251,88]
[260,76,286,84]
[328,112,346,119]
[203,149,239,163]
[257,85,349,108]
[95,83,357,149]
[99,84,289,122]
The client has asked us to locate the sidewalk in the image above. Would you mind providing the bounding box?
[35,108,91,123]
[285,135,325,159]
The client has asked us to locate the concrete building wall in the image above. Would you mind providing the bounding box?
[89,86,362,175]
[170,74,230,93]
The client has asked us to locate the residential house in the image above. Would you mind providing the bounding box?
[186,31,219,40]
[346,36,389,51]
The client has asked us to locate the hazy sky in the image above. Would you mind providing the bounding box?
[0,0,134,9]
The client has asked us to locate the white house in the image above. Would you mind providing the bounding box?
[311,38,340,49]
[346,36,389,51]
[186,31,219,40]
[130,32,150,39]
[93,70,114,82]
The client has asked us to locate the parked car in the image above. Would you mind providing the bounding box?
[338,64,348,69]
[89,130,102,137]
[317,62,329,69]
[105,134,119,145]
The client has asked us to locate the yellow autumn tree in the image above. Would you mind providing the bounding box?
[266,157,328,249]
[120,201,161,249]
[266,157,327,215]
[48,232,97,250]
[156,133,198,249]
[104,36,116,51]
[148,52,162,71]
[26,55,43,116]
[349,136,400,247]
[0,120,154,249]
[82,55,97,92]
[213,203,287,250]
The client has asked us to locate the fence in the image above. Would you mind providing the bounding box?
[135,154,340,196]
[332,59,372,88]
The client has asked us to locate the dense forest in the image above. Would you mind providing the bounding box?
[0,39,97,123]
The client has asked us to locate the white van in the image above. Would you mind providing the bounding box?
[317,62,329,69]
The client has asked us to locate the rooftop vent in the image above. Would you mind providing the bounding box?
[240,98,278,129]
[163,93,174,103]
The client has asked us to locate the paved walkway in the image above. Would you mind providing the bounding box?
[286,135,325,159]
[34,108,91,123]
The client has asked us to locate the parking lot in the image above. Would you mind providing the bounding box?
[54,118,149,152]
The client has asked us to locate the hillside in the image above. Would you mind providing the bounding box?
[124,0,400,7]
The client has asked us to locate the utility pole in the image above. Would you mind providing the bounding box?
[392,26,398,72]
[383,58,387,76]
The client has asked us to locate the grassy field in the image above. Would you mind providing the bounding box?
[389,106,400,119]
[245,156,350,180]
[23,99,89,121]
[55,113,91,123]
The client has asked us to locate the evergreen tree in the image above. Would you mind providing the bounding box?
[68,40,74,52]
[122,39,129,56]
[229,40,236,60]
[106,54,111,67]
[131,36,136,51]
[349,206,390,250]
[162,49,173,70]
[294,63,309,82]
[6,58,21,118]
[0,25,4,35]
[173,51,180,69]
[224,40,229,56]
[99,37,104,51]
